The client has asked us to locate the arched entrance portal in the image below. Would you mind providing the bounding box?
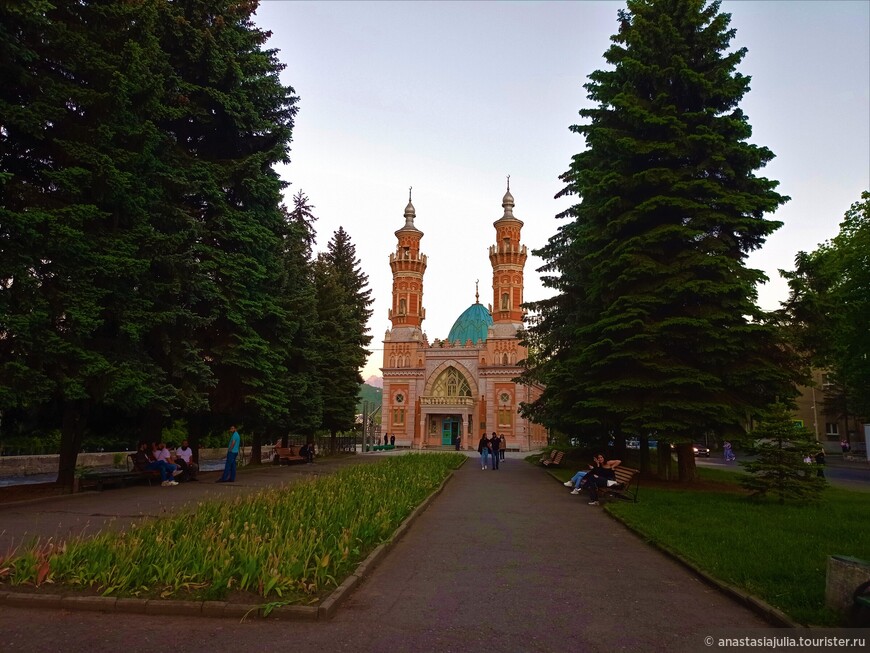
[442,416,461,446]
[420,364,476,449]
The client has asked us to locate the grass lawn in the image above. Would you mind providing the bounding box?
[576,466,870,626]
[554,466,870,626]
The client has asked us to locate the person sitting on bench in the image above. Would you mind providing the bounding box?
[563,469,588,494]
[174,439,198,481]
[579,454,621,505]
[133,442,178,487]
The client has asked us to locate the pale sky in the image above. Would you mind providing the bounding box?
[253,1,870,380]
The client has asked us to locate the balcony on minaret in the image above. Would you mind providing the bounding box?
[389,251,428,265]
[489,243,528,265]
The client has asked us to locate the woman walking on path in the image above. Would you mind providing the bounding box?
[723,440,736,463]
[478,433,490,470]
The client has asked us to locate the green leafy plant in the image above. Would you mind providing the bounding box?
[3,453,464,604]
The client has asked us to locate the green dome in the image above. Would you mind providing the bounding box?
[447,303,492,345]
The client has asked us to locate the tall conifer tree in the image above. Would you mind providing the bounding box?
[314,228,373,446]
[153,0,300,446]
[1,0,196,485]
[522,0,794,479]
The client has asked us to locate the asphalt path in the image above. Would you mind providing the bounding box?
[0,452,774,653]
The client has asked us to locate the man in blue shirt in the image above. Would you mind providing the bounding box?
[216,425,241,483]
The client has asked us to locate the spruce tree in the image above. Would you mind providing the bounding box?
[0,0,196,485]
[522,0,794,480]
[314,228,373,447]
[153,0,300,447]
[741,403,826,504]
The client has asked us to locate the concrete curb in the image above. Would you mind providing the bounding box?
[604,508,804,627]
[0,459,462,622]
[543,467,804,627]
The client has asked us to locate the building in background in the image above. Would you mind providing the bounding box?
[380,185,547,451]
[793,369,866,452]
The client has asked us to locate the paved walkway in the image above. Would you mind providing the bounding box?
[0,452,771,652]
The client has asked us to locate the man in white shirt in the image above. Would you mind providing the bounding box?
[174,439,198,482]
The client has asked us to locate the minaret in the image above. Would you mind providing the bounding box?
[489,177,527,326]
[389,188,427,329]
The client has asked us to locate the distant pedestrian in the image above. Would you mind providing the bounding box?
[815,448,826,477]
[216,425,240,483]
[478,433,490,470]
[723,440,736,463]
[840,438,850,453]
[390,434,395,446]
[384,433,389,446]
[499,433,506,461]
[455,433,461,451]
[490,431,500,470]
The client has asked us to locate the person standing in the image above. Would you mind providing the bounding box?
[477,433,490,470]
[490,431,500,470]
[499,433,506,461]
[723,440,735,463]
[455,433,461,451]
[217,425,241,483]
[815,447,826,478]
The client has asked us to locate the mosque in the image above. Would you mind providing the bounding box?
[380,183,548,451]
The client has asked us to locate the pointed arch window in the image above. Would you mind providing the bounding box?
[501,293,509,310]
[432,367,472,398]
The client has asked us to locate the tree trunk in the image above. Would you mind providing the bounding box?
[676,442,697,481]
[57,399,89,489]
[187,413,206,465]
[656,442,671,480]
[250,431,263,465]
[640,434,651,475]
[139,410,165,446]
[612,431,627,461]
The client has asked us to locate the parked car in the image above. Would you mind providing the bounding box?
[692,443,711,457]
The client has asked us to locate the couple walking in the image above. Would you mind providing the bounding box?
[477,431,504,470]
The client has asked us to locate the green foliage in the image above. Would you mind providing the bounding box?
[780,191,870,419]
[314,229,374,436]
[740,403,826,504]
[0,0,327,482]
[607,473,868,625]
[520,0,795,463]
[4,454,464,602]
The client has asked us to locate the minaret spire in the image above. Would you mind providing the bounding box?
[475,279,479,304]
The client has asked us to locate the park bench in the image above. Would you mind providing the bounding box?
[78,455,161,491]
[595,466,640,503]
[541,450,564,467]
[274,445,306,465]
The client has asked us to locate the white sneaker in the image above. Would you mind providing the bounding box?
[571,489,581,495]
[168,480,178,486]
[588,500,599,506]
[563,481,573,487]
[161,480,171,487]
